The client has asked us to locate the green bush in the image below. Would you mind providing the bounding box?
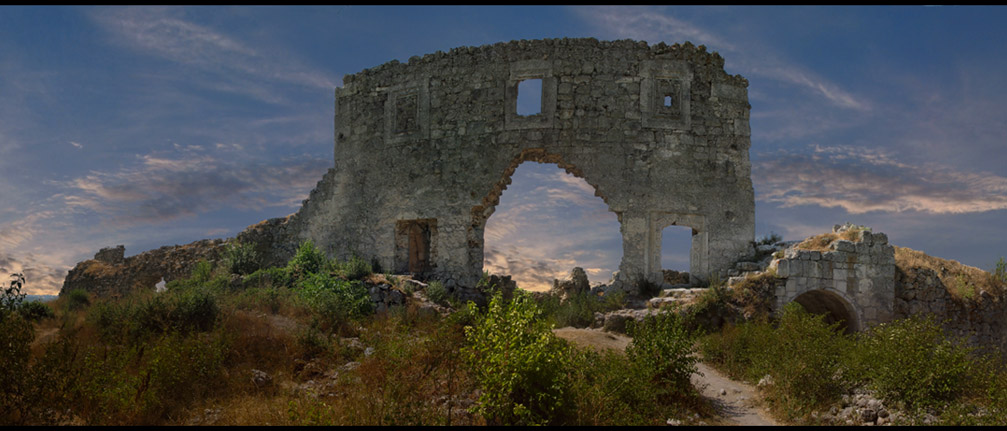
[224,241,260,276]
[757,303,852,419]
[297,272,372,333]
[2,273,26,316]
[18,300,54,321]
[539,291,623,329]
[286,241,327,282]
[65,288,91,311]
[425,280,448,306]
[462,291,570,425]
[337,255,372,281]
[626,311,698,392]
[88,288,220,343]
[850,315,977,410]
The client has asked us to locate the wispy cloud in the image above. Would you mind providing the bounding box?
[88,7,338,102]
[59,145,330,225]
[754,145,1007,214]
[575,6,870,112]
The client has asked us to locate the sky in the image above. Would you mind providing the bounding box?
[2,6,1007,294]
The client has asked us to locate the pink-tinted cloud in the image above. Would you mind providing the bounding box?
[755,145,1007,214]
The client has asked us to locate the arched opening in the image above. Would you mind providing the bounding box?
[478,155,621,292]
[792,289,860,334]
[661,225,693,286]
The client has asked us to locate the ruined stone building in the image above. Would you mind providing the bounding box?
[264,38,756,292]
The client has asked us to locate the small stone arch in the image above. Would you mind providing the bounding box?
[790,289,861,334]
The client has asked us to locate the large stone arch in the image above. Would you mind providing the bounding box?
[285,38,755,293]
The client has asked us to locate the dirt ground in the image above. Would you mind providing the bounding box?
[552,327,778,426]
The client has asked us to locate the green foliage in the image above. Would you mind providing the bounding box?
[223,241,260,276]
[993,257,1007,285]
[538,290,624,329]
[244,266,292,290]
[758,303,852,419]
[425,280,449,306]
[74,331,229,424]
[296,272,372,333]
[462,291,570,425]
[699,303,854,420]
[18,300,54,321]
[88,288,220,343]
[336,255,372,281]
[756,232,783,246]
[955,273,978,300]
[850,315,977,410]
[0,312,33,422]
[626,311,699,392]
[287,240,327,282]
[65,288,91,311]
[2,273,26,317]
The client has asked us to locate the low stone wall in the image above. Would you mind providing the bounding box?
[769,227,895,330]
[895,266,1007,359]
[60,239,227,297]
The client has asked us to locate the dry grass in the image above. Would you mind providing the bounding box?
[894,246,1004,300]
[81,260,119,278]
[794,229,863,252]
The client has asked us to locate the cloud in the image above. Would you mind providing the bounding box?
[0,250,70,296]
[59,145,330,225]
[754,145,1007,214]
[69,141,84,149]
[576,6,870,112]
[88,7,338,102]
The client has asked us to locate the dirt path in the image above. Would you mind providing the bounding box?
[553,327,778,426]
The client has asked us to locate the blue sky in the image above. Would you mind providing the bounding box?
[2,6,1006,294]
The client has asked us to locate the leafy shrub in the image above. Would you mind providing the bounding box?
[425,280,448,306]
[626,311,698,392]
[337,255,372,281]
[993,257,1007,286]
[2,273,26,316]
[462,291,570,425]
[244,266,292,289]
[756,232,783,246]
[297,272,372,333]
[539,291,624,329]
[757,303,852,419]
[286,241,327,282]
[699,303,853,421]
[850,315,977,410]
[18,300,54,321]
[65,288,91,311]
[0,312,33,422]
[224,241,260,276]
[88,288,220,342]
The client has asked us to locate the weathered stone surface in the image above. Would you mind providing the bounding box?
[550,267,591,301]
[769,225,895,331]
[60,239,227,297]
[269,38,755,296]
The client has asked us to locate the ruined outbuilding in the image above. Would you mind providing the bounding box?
[273,38,756,293]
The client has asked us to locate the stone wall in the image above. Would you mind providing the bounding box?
[60,239,227,297]
[769,227,895,331]
[896,266,1007,359]
[276,38,755,294]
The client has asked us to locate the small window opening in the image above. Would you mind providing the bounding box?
[517,78,542,116]
[664,95,673,107]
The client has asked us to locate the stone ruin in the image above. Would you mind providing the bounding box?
[58,39,1007,359]
[260,38,756,296]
